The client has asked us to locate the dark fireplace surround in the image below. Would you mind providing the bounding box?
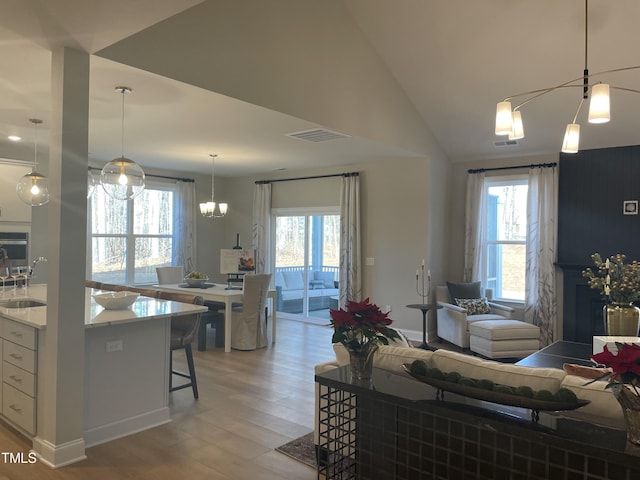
[558,145,640,342]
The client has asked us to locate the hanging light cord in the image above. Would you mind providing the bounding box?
[29,118,42,172]
[210,154,217,202]
[120,88,126,158]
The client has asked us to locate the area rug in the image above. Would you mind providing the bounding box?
[275,432,316,468]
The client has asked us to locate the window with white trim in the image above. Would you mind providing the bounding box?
[484,176,528,301]
[89,181,176,285]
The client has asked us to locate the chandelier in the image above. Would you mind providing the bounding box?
[494,0,640,154]
[16,118,50,207]
[100,86,145,200]
[200,154,228,218]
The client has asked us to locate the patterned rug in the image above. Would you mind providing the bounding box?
[275,432,316,468]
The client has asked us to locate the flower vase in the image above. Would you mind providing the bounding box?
[346,342,378,383]
[603,303,640,336]
[613,385,640,445]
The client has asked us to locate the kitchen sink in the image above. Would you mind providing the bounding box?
[0,299,46,308]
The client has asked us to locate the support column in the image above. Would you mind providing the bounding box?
[32,47,89,467]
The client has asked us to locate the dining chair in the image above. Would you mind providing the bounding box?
[230,273,272,350]
[156,266,184,284]
[156,291,204,399]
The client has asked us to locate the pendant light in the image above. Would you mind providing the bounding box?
[16,118,50,207]
[100,86,145,200]
[200,154,228,218]
[494,0,638,154]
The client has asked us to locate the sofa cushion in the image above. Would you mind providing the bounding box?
[283,271,304,290]
[333,343,432,374]
[431,349,566,392]
[560,375,622,422]
[456,297,491,315]
[447,281,481,304]
[275,271,286,288]
[314,271,335,288]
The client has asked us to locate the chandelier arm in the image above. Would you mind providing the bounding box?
[609,86,640,95]
[511,85,583,111]
[570,97,586,124]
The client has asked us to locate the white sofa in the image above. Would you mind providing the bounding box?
[314,344,625,449]
[436,285,516,349]
[274,269,338,313]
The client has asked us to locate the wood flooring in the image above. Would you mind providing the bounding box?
[0,318,335,479]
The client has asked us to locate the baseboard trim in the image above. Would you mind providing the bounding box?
[83,407,171,448]
[32,436,86,468]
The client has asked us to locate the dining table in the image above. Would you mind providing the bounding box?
[152,283,277,352]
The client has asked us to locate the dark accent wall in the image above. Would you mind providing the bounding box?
[559,145,640,341]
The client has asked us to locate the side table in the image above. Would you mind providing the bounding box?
[406,303,442,350]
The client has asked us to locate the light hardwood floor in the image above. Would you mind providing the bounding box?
[0,318,335,479]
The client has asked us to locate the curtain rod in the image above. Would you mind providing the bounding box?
[467,162,557,174]
[88,166,194,183]
[255,171,359,185]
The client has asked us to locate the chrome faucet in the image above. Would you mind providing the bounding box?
[29,256,47,278]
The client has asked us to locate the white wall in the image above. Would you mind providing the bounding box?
[214,152,451,341]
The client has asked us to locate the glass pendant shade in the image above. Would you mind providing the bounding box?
[17,118,49,207]
[561,123,580,153]
[199,201,228,218]
[100,157,145,200]
[16,171,50,206]
[588,83,610,123]
[508,110,525,140]
[495,101,513,135]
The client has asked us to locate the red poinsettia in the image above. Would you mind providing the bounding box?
[330,297,399,351]
[591,342,640,390]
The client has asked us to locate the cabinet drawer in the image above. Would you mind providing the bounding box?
[3,320,36,349]
[3,341,36,373]
[3,362,35,397]
[3,383,35,434]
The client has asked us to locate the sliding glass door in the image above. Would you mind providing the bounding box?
[273,209,339,321]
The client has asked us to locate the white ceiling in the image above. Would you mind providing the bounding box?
[1,0,640,176]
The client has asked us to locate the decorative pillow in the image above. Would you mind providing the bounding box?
[314,271,335,288]
[283,271,304,290]
[455,297,491,315]
[309,279,325,289]
[447,281,481,304]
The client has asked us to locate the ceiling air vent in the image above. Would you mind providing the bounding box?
[493,139,519,147]
[286,128,351,142]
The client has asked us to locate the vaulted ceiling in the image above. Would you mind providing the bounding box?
[1,0,639,176]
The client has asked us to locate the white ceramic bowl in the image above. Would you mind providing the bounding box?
[184,277,208,287]
[92,291,140,310]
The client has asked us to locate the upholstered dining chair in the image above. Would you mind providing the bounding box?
[155,291,204,399]
[231,273,272,350]
[156,266,184,284]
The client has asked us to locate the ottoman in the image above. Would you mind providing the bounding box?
[469,319,540,359]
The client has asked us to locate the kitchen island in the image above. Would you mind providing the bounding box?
[0,285,207,465]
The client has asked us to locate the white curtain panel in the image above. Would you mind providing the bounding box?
[463,172,487,283]
[175,180,196,272]
[339,174,362,307]
[252,183,272,274]
[525,166,558,347]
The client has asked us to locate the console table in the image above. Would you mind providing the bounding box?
[316,366,640,480]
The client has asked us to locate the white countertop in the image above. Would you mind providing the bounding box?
[0,285,207,329]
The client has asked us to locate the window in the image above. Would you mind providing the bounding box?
[484,176,528,301]
[90,181,176,285]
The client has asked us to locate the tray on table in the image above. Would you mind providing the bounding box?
[401,363,590,415]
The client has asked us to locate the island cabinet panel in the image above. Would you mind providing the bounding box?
[0,317,37,435]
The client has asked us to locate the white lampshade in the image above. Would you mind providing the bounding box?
[199,201,228,218]
[508,110,524,140]
[561,123,580,154]
[16,171,50,206]
[588,83,610,124]
[495,101,513,135]
[100,157,145,200]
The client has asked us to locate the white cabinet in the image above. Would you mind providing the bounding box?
[1,317,37,434]
[0,164,32,222]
